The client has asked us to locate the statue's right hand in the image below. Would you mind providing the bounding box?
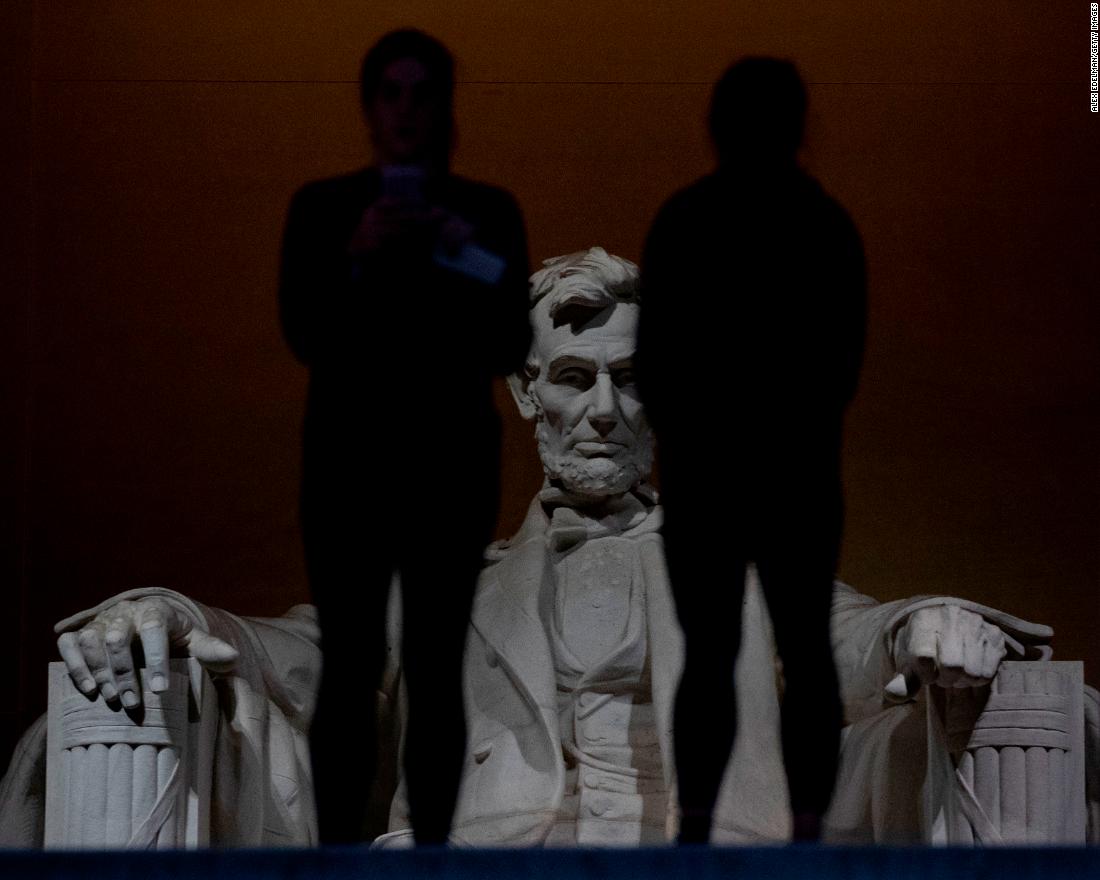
[55,597,238,709]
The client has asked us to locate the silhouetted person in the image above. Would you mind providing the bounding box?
[278,29,531,845]
[636,57,866,844]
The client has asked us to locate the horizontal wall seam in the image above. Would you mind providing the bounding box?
[26,78,1083,86]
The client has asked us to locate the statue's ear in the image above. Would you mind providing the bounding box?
[507,370,539,421]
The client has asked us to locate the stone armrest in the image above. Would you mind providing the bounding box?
[43,659,215,849]
[924,660,1087,845]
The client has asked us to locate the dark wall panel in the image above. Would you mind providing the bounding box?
[0,0,35,769]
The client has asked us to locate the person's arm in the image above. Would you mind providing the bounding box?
[439,186,531,377]
[486,190,532,376]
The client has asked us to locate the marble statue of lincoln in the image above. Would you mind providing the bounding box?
[1,248,1095,847]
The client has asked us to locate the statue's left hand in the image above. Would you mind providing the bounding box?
[886,604,1012,700]
[54,597,238,710]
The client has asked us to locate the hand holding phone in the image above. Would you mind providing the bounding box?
[348,166,439,256]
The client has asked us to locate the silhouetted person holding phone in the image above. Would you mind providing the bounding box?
[636,57,866,843]
[278,29,531,845]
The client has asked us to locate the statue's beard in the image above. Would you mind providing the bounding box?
[536,422,655,500]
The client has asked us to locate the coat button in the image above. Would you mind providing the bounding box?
[587,799,608,817]
[584,773,599,789]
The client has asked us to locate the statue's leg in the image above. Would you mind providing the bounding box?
[823,703,926,844]
[661,457,747,845]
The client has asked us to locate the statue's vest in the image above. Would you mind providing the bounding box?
[431,498,793,845]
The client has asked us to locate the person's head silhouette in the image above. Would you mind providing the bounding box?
[360,29,455,170]
[708,57,807,172]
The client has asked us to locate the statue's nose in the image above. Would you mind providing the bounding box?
[588,375,618,437]
[589,413,617,437]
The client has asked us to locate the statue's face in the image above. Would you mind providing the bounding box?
[527,302,654,499]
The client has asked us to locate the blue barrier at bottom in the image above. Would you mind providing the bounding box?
[0,846,1096,880]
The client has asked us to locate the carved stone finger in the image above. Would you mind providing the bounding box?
[904,612,940,664]
[104,615,140,708]
[942,604,962,635]
[898,622,940,686]
[134,600,171,693]
[77,623,119,702]
[57,631,97,696]
[962,629,987,681]
[938,634,965,675]
[981,634,1007,681]
[938,608,967,672]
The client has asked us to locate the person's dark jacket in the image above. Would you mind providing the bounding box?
[637,167,865,447]
[279,167,531,475]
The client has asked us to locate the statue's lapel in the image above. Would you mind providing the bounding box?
[471,501,559,722]
[638,525,685,793]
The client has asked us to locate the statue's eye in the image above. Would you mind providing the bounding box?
[613,369,635,388]
[554,368,594,390]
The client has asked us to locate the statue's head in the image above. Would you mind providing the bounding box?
[508,247,654,502]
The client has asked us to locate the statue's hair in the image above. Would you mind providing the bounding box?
[528,247,639,325]
[520,248,639,383]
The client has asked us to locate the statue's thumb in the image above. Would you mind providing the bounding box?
[885,674,909,701]
[884,671,923,702]
[183,629,239,673]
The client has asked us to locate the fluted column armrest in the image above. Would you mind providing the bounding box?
[924,660,1086,845]
[44,658,216,849]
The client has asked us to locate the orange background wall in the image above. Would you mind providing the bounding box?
[3,2,1098,766]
